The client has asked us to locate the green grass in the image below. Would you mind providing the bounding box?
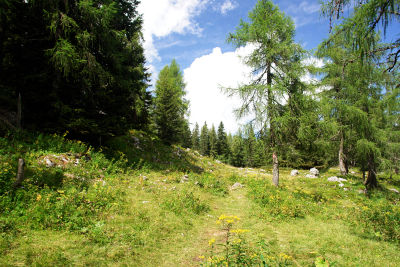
[0,131,399,266]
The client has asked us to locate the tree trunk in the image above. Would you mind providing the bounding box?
[17,92,22,130]
[13,158,25,188]
[339,132,347,175]
[272,151,279,186]
[364,154,377,189]
[266,64,279,186]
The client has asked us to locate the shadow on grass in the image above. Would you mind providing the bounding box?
[104,131,204,174]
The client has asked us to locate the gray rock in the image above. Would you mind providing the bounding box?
[310,168,319,176]
[305,174,317,179]
[290,170,299,176]
[231,182,244,190]
[389,188,400,194]
[216,160,222,164]
[327,176,347,182]
[45,158,55,167]
[338,183,344,187]
[181,175,189,183]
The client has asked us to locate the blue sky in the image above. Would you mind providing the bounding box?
[137,0,397,133]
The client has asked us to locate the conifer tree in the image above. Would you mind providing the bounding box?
[217,122,229,159]
[209,124,218,158]
[181,121,192,148]
[154,60,189,145]
[191,123,200,151]
[230,131,245,167]
[244,125,257,167]
[227,0,304,186]
[0,0,150,142]
[199,122,210,156]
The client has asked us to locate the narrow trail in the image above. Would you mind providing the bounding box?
[161,187,256,266]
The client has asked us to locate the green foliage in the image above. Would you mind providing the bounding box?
[353,199,400,242]
[0,0,150,142]
[154,60,189,145]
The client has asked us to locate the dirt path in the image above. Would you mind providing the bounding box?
[160,187,255,266]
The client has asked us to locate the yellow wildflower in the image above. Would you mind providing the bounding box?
[208,238,216,246]
[198,255,205,259]
[36,194,42,201]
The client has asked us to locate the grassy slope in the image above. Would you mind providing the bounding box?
[0,131,399,266]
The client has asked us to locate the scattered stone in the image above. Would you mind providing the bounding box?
[291,170,299,176]
[327,176,347,182]
[343,188,349,191]
[45,158,55,167]
[216,160,222,164]
[338,183,344,187]
[260,169,266,173]
[194,181,199,185]
[142,176,148,181]
[230,182,244,190]
[305,174,318,179]
[310,168,319,176]
[181,175,189,183]
[142,201,150,204]
[389,188,400,194]
[171,186,176,191]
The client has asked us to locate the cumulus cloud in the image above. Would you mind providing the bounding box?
[138,0,208,63]
[220,0,238,15]
[184,46,254,134]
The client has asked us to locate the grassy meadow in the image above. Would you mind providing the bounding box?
[0,131,399,266]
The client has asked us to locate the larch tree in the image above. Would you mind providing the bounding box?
[226,0,304,186]
[321,0,400,72]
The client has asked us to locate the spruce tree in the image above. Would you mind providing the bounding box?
[230,131,245,167]
[191,123,200,151]
[209,124,218,158]
[154,60,189,145]
[200,122,210,156]
[217,122,229,160]
[244,125,257,167]
[0,0,150,142]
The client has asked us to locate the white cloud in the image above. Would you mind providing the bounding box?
[220,0,238,15]
[184,46,254,134]
[138,0,208,63]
